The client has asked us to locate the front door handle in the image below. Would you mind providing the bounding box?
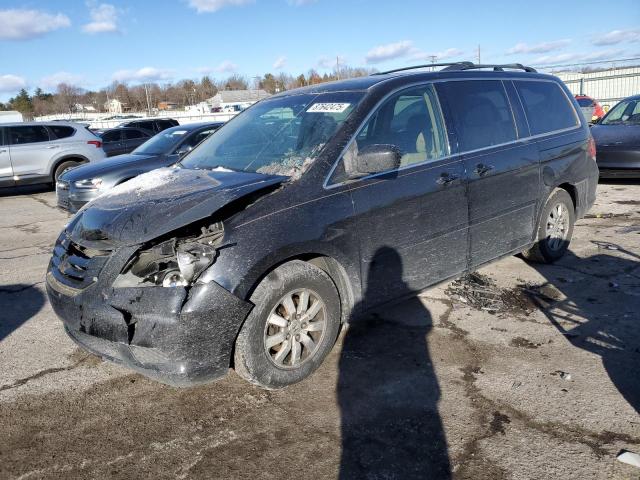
[437,172,459,185]
[474,163,494,176]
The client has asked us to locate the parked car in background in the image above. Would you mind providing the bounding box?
[47,63,598,389]
[57,122,223,212]
[575,95,605,123]
[98,127,153,157]
[590,94,640,178]
[117,118,179,134]
[0,122,105,187]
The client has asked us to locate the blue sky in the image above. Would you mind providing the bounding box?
[0,0,639,100]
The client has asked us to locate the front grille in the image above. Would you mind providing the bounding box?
[51,235,110,290]
[56,181,70,209]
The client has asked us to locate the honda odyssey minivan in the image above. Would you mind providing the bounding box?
[47,62,598,389]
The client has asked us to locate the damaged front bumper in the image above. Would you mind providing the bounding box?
[46,263,252,387]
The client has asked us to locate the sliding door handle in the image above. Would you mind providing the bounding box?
[437,172,459,185]
[474,163,494,176]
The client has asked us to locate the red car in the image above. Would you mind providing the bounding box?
[575,95,604,123]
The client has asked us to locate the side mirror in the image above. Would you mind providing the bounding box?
[176,146,193,157]
[347,144,402,179]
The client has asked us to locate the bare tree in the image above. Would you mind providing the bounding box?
[55,83,83,114]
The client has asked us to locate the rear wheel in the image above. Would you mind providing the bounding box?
[234,260,341,389]
[53,160,80,182]
[522,188,575,263]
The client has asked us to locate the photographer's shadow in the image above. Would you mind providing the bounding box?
[527,246,640,414]
[338,247,451,479]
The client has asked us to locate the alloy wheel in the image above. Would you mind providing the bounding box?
[263,289,327,369]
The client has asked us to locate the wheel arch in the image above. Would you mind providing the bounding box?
[557,182,577,212]
[50,155,90,181]
[244,253,356,325]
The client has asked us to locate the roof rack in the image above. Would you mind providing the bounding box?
[374,62,537,75]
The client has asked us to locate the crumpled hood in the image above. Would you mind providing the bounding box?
[591,124,640,148]
[62,153,158,182]
[67,167,286,247]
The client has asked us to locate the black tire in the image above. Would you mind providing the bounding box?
[522,188,575,263]
[53,160,80,182]
[234,260,341,389]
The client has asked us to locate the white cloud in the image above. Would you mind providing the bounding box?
[215,60,238,73]
[287,0,317,5]
[411,47,465,61]
[592,29,640,46]
[0,74,27,93]
[82,2,121,34]
[317,55,347,69]
[187,0,253,13]
[40,72,84,88]
[0,9,70,40]
[273,56,287,69]
[532,49,624,65]
[112,67,173,83]
[365,40,414,64]
[506,39,571,55]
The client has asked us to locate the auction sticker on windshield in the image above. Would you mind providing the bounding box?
[307,103,350,113]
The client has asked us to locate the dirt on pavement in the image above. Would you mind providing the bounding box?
[0,181,638,479]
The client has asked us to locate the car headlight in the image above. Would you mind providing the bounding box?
[114,222,224,288]
[74,178,103,189]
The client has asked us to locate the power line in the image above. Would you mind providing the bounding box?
[533,56,640,70]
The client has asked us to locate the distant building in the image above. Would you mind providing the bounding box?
[206,89,270,111]
[74,103,97,112]
[158,101,179,111]
[554,66,640,107]
[104,99,129,114]
[0,111,23,123]
[185,101,212,114]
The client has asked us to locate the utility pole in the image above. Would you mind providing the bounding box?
[477,45,481,64]
[336,56,340,80]
[144,83,151,116]
[428,55,437,71]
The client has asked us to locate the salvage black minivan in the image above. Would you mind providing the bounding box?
[47,63,598,389]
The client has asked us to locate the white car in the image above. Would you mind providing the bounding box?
[0,122,106,187]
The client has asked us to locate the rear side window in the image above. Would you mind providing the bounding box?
[576,97,594,107]
[102,130,121,142]
[516,81,579,135]
[438,80,517,152]
[49,125,75,139]
[124,129,148,139]
[9,125,50,145]
[138,121,155,131]
[157,120,174,130]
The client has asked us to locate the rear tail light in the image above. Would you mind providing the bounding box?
[587,136,596,160]
[87,140,102,148]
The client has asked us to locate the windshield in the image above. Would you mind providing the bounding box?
[576,97,594,107]
[601,98,640,125]
[133,128,191,155]
[180,91,364,177]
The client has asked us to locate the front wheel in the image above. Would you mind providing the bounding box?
[522,188,575,263]
[53,160,80,182]
[234,260,341,389]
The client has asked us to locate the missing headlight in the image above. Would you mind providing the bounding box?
[115,222,224,288]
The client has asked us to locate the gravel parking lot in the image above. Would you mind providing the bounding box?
[0,182,638,479]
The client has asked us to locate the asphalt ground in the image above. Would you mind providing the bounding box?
[0,181,638,479]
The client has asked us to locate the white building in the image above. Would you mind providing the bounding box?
[207,89,271,111]
[104,98,128,114]
[554,66,640,108]
[0,111,23,123]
